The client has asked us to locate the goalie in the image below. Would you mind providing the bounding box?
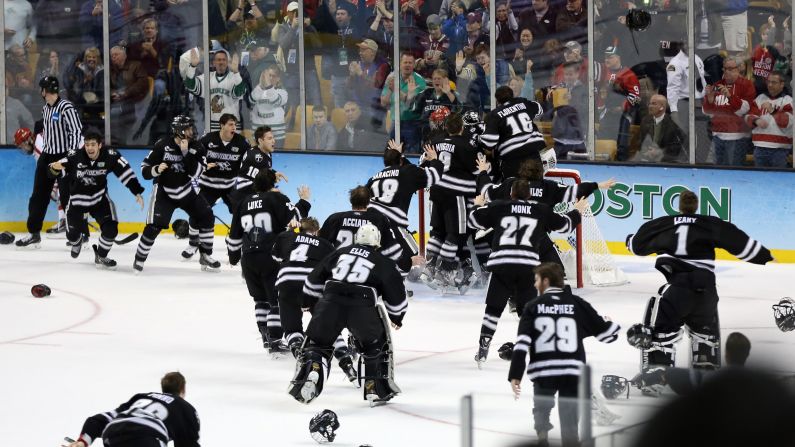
[289,224,407,406]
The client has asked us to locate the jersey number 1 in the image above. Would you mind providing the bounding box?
[675,225,689,256]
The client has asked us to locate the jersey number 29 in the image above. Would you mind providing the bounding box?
[535,316,578,353]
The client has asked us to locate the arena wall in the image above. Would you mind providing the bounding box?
[1,149,793,261]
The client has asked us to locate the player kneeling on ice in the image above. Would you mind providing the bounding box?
[508,263,620,447]
[48,130,145,269]
[64,372,200,447]
[625,190,773,396]
[289,224,407,407]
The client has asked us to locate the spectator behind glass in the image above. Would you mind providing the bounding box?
[511,28,538,80]
[4,0,36,51]
[518,0,557,40]
[307,105,338,151]
[493,1,519,59]
[366,1,396,61]
[381,52,428,153]
[745,71,793,168]
[635,94,686,163]
[277,2,322,123]
[336,100,381,151]
[556,0,586,42]
[64,47,105,131]
[316,1,360,109]
[5,44,33,90]
[79,0,131,50]
[5,86,35,143]
[750,22,788,96]
[441,1,468,54]
[416,14,452,79]
[127,18,172,79]
[411,68,461,142]
[549,60,588,159]
[702,56,756,166]
[462,12,488,62]
[249,65,288,147]
[109,45,149,145]
[599,46,641,161]
[348,38,391,131]
[35,0,83,65]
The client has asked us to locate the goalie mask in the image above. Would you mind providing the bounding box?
[540,148,557,172]
[309,409,340,444]
[773,297,795,332]
[601,375,630,399]
[354,224,381,248]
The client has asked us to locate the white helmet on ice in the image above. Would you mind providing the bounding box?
[355,224,381,248]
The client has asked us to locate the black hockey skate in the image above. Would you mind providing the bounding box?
[69,238,82,258]
[456,260,478,295]
[45,219,66,235]
[475,335,492,369]
[199,253,221,272]
[269,339,290,359]
[92,245,117,270]
[289,360,324,404]
[15,233,41,249]
[133,259,145,274]
[338,356,359,386]
[363,379,396,407]
[181,244,199,260]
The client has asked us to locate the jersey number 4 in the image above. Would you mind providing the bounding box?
[332,254,375,283]
[535,316,578,353]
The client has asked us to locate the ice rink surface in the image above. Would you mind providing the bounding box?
[1,235,793,446]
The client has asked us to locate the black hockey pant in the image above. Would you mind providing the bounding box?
[480,265,537,338]
[532,375,580,447]
[644,271,720,370]
[136,186,214,263]
[65,194,118,258]
[306,297,392,396]
[103,437,165,447]
[428,193,469,270]
[279,281,351,357]
[242,251,283,343]
[27,153,71,233]
[188,186,236,247]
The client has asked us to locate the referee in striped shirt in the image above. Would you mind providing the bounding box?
[16,76,84,248]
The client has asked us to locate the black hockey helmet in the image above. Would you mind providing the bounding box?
[773,297,795,332]
[601,375,630,399]
[625,9,652,32]
[172,219,189,239]
[626,323,653,349]
[309,409,340,444]
[171,115,196,140]
[39,76,60,94]
[462,110,482,127]
[498,342,514,361]
[0,231,15,245]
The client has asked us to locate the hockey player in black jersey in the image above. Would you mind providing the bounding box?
[272,218,335,353]
[476,157,615,267]
[625,190,773,395]
[289,224,408,406]
[134,115,220,273]
[231,125,287,203]
[367,140,443,274]
[321,186,402,262]
[272,217,359,383]
[65,372,200,447]
[424,113,481,292]
[469,180,588,367]
[509,263,620,447]
[182,113,249,259]
[480,86,546,179]
[48,131,145,269]
[227,169,311,356]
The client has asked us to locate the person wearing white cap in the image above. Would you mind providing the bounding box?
[276,1,322,124]
[182,45,247,131]
[417,14,451,78]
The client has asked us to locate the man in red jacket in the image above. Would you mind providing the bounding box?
[702,56,756,166]
[599,46,640,161]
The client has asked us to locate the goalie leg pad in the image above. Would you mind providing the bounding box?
[360,341,399,402]
[687,325,721,370]
[288,342,331,404]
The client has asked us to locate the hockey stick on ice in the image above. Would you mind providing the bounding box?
[86,221,138,245]
[465,235,483,277]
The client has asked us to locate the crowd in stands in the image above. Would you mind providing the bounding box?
[3,0,793,167]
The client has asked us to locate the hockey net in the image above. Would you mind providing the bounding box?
[545,168,627,288]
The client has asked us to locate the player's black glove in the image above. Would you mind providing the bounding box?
[228,250,241,266]
[626,323,653,349]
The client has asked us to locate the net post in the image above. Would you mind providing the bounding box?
[461,394,473,447]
